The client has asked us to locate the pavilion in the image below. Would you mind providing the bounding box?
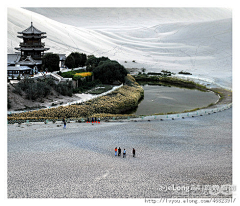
[8,22,66,79]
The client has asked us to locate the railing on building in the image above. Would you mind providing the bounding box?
[20,42,45,47]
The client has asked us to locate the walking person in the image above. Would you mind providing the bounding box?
[115,147,118,156]
[123,149,126,158]
[118,147,121,156]
[63,119,66,129]
[132,148,135,157]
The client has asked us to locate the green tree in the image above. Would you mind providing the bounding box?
[65,54,75,69]
[79,53,87,67]
[93,60,128,84]
[86,55,110,71]
[86,55,98,71]
[42,53,60,72]
[68,52,87,68]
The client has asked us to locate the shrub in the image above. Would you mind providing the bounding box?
[14,77,54,100]
[55,81,73,96]
[93,60,128,84]
[12,86,22,95]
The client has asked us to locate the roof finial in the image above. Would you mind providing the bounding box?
[31,21,33,26]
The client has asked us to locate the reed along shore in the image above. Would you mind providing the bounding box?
[8,74,144,121]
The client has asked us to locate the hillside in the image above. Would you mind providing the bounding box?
[7,83,80,111]
[7,8,232,89]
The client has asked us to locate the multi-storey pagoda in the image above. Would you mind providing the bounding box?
[8,22,66,79]
[15,22,49,60]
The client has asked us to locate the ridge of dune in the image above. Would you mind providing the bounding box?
[8,7,232,88]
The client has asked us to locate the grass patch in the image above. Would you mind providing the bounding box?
[133,75,209,91]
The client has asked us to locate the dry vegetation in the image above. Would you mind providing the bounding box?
[8,74,144,121]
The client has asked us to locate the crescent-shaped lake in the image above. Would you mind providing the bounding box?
[131,84,219,116]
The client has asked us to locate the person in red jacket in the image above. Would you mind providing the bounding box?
[115,147,117,156]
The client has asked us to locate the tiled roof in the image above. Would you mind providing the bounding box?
[7,66,32,71]
[18,22,46,35]
[17,56,42,65]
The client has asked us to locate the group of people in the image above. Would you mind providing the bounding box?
[62,117,100,128]
[86,117,100,123]
[115,147,135,158]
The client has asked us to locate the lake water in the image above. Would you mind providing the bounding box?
[132,85,219,116]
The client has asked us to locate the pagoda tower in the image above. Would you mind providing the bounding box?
[15,22,50,60]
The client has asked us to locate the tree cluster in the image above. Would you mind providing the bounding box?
[93,60,128,84]
[42,53,60,72]
[65,52,87,69]
[86,55,110,72]
[85,55,128,84]
[43,51,129,84]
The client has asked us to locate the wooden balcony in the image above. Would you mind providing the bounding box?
[19,42,45,47]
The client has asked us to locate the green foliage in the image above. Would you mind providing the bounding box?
[93,60,128,84]
[178,70,192,75]
[72,79,102,93]
[65,55,75,69]
[86,55,110,71]
[86,55,98,71]
[70,52,87,67]
[42,53,60,72]
[17,77,35,91]
[25,82,49,100]
[9,75,144,119]
[20,81,52,100]
[55,81,73,96]
[65,52,87,69]
[12,86,22,95]
[14,77,73,100]
[57,69,86,79]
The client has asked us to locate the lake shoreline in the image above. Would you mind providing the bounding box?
[7,75,232,122]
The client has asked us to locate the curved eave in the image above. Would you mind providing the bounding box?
[17,35,47,39]
[15,47,50,51]
[18,32,46,35]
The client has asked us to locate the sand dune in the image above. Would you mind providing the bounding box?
[8,7,232,88]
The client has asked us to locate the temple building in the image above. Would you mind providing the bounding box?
[15,22,50,61]
[8,22,66,79]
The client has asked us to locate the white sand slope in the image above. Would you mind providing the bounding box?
[8,7,232,88]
